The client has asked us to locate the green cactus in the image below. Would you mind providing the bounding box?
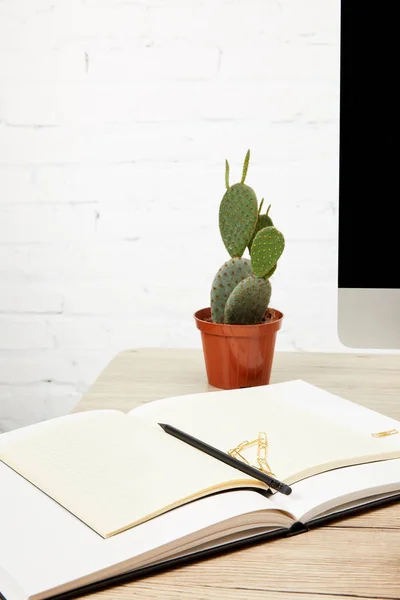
[210,258,252,323]
[224,276,272,324]
[210,150,285,325]
[219,150,258,258]
[264,262,277,279]
[250,226,285,278]
[248,202,274,253]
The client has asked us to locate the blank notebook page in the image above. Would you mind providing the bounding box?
[0,411,260,538]
[130,379,400,485]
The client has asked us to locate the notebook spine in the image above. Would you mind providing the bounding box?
[307,492,400,529]
[287,521,309,536]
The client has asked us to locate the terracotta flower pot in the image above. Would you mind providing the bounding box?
[194,307,283,390]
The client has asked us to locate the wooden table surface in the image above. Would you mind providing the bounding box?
[73,349,400,600]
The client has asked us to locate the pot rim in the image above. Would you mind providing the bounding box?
[194,307,283,338]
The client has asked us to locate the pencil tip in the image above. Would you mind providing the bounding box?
[158,423,167,430]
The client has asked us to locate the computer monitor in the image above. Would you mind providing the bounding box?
[337,3,400,349]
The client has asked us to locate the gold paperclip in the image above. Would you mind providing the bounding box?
[371,429,399,438]
[228,431,274,476]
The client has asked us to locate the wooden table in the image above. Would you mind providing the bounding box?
[73,349,400,600]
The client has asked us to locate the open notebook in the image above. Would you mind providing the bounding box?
[1,380,400,600]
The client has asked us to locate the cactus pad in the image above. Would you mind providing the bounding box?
[219,183,258,257]
[210,258,252,323]
[251,226,285,278]
[264,263,277,279]
[224,276,272,325]
[248,207,274,253]
[225,160,230,189]
[241,149,250,184]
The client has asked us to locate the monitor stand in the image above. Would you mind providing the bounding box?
[338,288,400,349]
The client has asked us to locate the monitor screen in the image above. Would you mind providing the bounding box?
[338,3,400,347]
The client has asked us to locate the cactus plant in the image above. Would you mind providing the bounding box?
[248,201,273,252]
[219,150,259,258]
[224,276,272,325]
[210,150,285,325]
[211,258,252,323]
[250,226,285,278]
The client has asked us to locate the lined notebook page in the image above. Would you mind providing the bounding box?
[0,411,266,538]
[129,380,400,486]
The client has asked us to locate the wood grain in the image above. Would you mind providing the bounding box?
[72,349,400,600]
[83,529,400,600]
[91,585,394,600]
[73,349,400,420]
[167,528,400,599]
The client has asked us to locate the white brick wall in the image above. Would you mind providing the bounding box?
[0,0,363,432]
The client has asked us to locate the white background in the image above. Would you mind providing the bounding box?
[0,0,349,431]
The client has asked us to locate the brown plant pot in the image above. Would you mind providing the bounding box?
[194,307,283,390]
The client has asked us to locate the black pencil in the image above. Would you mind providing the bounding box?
[158,423,292,496]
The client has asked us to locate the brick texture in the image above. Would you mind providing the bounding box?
[0,0,348,432]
